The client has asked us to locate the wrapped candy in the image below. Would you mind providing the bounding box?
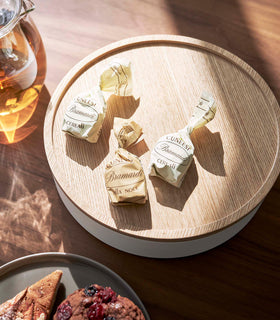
[62,58,132,143]
[113,117,143,149]
[105,148,148,205]
[149,92,216,187]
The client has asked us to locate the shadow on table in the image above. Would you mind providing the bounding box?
[150,160,198,212]
[110,200,152,231]
[0,86,66,263]
[149,125,225,211]
[0,84,51,183]
[0,85,51,145]
[192,126,225,177]
[165,0,279,101]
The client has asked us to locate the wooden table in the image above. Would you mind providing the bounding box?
[0,1,279,319]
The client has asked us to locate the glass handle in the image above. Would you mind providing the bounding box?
[20,0,35,17]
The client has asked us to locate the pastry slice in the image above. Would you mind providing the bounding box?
[0,269,63,320]
[0,289,27,320]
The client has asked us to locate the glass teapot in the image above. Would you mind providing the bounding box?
[0,0,46,144]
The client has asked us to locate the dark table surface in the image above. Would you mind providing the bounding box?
[0,1,279,319]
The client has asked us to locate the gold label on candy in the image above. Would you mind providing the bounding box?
[149,92,216,187]
[105,168,144,186]
[105,148,148,205]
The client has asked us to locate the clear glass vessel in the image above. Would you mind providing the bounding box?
[0,0,46,144]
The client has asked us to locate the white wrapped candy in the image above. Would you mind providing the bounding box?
[62,58,132,143]
[149,92,217,187]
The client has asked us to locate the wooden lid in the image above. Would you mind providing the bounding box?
[44,35,280,240]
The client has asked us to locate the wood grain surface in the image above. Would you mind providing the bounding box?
[0,1,279,319]
[45,35,280,239]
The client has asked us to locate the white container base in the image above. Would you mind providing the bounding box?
[55,181,260,259]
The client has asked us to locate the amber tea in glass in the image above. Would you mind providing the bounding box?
[0,0,46,144]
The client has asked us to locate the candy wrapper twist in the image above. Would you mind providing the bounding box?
[62,58,132,143]
[149,92,216,187]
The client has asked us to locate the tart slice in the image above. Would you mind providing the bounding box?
[0,269,63,320]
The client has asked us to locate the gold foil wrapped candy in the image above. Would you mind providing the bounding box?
[149,92,217,187]
[113,117,143,149]
[105,148,148,205]
[62,58,132,143]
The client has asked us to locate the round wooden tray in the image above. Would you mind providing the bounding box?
[44,35,280,243]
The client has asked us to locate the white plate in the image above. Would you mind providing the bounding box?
[0,252,150,319]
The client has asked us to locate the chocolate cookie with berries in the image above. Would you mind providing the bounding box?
[53,284,145,320]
